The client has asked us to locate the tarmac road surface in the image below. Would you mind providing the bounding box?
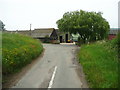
[13,43,82,88]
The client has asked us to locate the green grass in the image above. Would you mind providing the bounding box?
[78,38,118,88]
[2,32,43,76]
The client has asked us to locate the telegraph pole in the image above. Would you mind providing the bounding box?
[30,24,32,36]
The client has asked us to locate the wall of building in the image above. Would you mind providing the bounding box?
[59,32,71,43]
[108,34,116,40]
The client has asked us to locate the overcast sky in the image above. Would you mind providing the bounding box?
[0,0,119,30]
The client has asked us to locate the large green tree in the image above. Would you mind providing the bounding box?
[56,10,110,43]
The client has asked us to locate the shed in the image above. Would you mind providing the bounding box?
[108,29,118,40]
[32,28,59,42]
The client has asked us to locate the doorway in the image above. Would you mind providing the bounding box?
[60,36,63,43]
[65,34,68,43]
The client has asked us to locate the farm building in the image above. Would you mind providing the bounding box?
[57,29,71,43]
[32,28,59,43]
[5,28,71,43]
[108,28,119,40]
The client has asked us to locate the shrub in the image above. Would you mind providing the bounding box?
[78,39,118,88]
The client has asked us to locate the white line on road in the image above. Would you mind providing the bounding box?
[48,66,57,88]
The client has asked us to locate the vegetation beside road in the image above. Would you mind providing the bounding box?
[56,10,110,44]
[2,32,43,81]
[78,36,119,88]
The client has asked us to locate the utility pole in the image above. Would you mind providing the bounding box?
[30,24,32,36]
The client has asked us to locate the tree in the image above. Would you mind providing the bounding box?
[56,10,110,43]
[0,20,5,31]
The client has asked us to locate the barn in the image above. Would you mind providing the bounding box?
[5,28,71,43]
[108,28,118,40]
[32,28,59,43]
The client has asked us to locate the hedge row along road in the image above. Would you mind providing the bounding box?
[2,32,43,87]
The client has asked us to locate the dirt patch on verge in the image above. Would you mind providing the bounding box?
[2,49,45,88]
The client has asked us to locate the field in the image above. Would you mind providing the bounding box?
[2,32,43,78]
[78,37,118,88]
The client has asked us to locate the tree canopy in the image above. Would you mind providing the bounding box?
[0,20,5,31]
[56,10,110,43]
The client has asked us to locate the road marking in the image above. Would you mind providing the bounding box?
[48,66,57,88]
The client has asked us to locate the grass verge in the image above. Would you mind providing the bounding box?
[78,38,118,88]
[2,32,43,83]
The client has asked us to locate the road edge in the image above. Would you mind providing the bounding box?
[2,48,45,88]
[74,46,89,88]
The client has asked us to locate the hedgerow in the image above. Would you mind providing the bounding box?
[2,32,43,75]
[78,37,118,88]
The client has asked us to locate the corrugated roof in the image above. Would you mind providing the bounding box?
[34,28,54,31]
[32,28,54,37]
[32,32,52,38]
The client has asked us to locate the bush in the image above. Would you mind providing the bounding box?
[117,33,120,58]
[2,33,43,75]
[78,39,118,88]
[106,33,119,58]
